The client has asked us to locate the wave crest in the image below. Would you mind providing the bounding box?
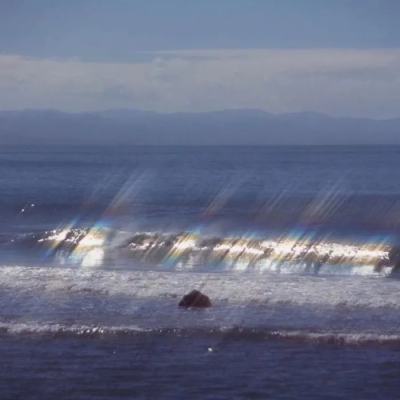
[6,227,400,275]
[1,322,399,346]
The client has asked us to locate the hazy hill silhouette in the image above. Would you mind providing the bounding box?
[0,109,399,145]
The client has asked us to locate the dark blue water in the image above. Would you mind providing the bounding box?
[2,146,400,399]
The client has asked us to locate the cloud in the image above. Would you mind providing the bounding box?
[0,48,399,118]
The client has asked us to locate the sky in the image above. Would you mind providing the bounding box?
[1,0,399,118]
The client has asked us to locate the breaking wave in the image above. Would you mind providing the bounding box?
[5,226,400,276]
[0,322,399,346]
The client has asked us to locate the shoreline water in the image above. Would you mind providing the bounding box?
[2,146,400,398]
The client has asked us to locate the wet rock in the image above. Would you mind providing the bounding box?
[178,290,212,308]
[389,247,400,273]
[376,246,400,273]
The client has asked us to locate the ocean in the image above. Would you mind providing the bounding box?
[1,145,400,399]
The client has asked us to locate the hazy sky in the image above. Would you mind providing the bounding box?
[1,0,399,117]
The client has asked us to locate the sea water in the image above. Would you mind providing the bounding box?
[1,146,400,399]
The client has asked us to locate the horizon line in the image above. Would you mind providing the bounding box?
[1,108,399,121]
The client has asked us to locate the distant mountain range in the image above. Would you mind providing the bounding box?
[0,108,399,145]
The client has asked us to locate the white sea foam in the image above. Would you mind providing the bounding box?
[0,265,399,309]
[0,321,399,346]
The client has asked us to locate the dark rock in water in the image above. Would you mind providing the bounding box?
[376,246,400,274]
[178,290,212,308]
[389,247,400,273]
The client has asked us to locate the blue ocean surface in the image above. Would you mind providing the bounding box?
[2,146,400,399]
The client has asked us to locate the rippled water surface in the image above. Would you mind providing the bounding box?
[2,146,400,399]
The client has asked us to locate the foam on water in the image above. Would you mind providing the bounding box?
[1,265,399,309]
[4,227,399,276]
[1,321,399,346]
